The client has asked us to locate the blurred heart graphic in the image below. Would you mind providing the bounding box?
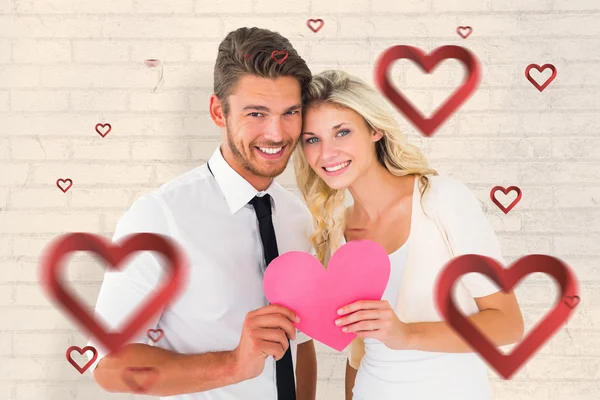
[436,254,579,379]
[374,45,481,137]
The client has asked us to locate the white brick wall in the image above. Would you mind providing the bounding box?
[1,0,599,399]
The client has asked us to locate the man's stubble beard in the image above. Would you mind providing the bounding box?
[225,118,297,178]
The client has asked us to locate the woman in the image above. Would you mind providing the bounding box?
[293,70,524,400]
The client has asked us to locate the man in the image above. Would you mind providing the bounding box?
[87,27,317,399]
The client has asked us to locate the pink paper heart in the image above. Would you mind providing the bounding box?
[264,240,390,351]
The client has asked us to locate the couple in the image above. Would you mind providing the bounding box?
[87,27,524,400]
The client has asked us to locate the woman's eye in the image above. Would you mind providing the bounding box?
[306,137,318,144]
[337,129,350,137]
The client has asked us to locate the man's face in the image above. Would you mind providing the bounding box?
[223,75,303,178]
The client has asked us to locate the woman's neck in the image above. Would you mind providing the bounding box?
[347,162,413,223]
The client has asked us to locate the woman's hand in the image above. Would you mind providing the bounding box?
[334,300,415,350]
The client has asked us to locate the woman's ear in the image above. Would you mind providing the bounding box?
[372,129,384,142]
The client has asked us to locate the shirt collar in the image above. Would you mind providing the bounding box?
[208,145,280,215]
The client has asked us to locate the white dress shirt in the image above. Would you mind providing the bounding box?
[87,145,313,400]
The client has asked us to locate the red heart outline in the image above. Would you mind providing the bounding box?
[122,366,160,393]
[435,254,579,379]
[306,19,324,33]
[564,295,580,309]
[271,50,289,65]
[56,178,73,193]
[525,64,557,92]
[144,59,160,68]
[39,232,188,354]
[490,185,522,214]
[66,345,97,374]
[95,123,112,138]
[456,26,473,39]
[147,328,164,343]
[374,45,481,137]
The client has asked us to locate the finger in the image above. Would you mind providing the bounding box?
[251,314,297,340]
[335,310,380,327]
[252,304,299,322]
[259,340,287,361]
[337,300,385,316]
[343,320,381,333]
[252,328,290,353]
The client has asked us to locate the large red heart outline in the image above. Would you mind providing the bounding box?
[374,45,481,137]
[264,240,391,351]
[435,254,579,379]
[39,232,188,355]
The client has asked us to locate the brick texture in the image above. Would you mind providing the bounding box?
[1,0,599,399]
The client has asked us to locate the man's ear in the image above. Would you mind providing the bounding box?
[209,94,226,128]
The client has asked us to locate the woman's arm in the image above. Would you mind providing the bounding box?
[407,290,524,352]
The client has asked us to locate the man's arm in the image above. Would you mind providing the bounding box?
[345,359,357,400]
[93,343,242,396]
[296,340,317,400]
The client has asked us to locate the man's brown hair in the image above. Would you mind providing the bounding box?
[214,27,312,116]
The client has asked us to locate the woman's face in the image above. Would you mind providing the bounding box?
[301,103,382,190]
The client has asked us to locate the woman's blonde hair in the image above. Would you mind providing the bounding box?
[293,70,438,267]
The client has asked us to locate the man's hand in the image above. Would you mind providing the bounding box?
[232,304,299,381]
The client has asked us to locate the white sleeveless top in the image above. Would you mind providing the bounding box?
[340,235,493,400]
[342,178,498,400]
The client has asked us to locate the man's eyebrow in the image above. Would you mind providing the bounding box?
[241,103,303,113]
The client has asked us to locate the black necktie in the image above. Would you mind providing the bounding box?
[249,194,296,400]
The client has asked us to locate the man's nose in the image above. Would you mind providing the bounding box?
[263,116,285,143]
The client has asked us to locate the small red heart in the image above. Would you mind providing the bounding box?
[563,295,580,309]
[436,254,579,379]
[271,50,289,65]
[374,45,481,137]
[39,232,188,355]
[490,185,522,214]
[66,345,97,374]
[525,64,557,92]
[147,328,164,343]
[122,367,159,394]
[144,59,160,68]
[307,18,324,33]
[456,26,473,39]
[95,123,112,138]
[56,178,73,193]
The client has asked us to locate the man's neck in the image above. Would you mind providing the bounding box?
[220,145,273,192]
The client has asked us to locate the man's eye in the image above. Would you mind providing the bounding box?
[286,110,299,115]
[248,112,263,117]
